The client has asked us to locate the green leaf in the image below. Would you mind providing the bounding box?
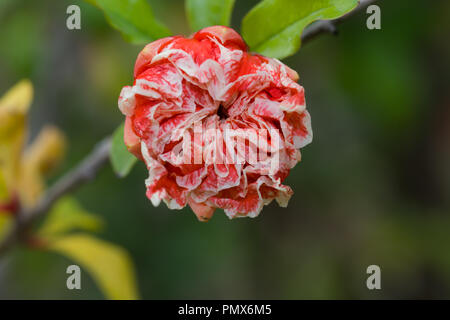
[38,197,103,237]
[242,0,358,59]
[85,0,171,44]
[110,122,137,178]
[49,234,139,300]
[186,0,235,32]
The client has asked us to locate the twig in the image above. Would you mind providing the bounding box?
[0,137,111,256]
[301,0,378,45]
[0,0,378,257]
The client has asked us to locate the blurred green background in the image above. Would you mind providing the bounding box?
[0,0,450,299]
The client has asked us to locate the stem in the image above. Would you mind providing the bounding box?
[301,0,379,44]
[0,138,111,256]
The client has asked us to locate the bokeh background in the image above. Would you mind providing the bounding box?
[0,0,449,299]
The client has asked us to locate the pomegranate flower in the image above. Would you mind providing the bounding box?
[118,26,312,221]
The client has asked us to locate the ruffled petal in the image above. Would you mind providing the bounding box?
[119,26,312,221]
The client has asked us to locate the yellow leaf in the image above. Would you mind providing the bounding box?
[19,126,66,207]
[0,79,33,115]
[0,171,8,202]
[23,125,66,176]
[48,234,139,300]
[0,80,33,194]
[0,214,12,243]
[17,167,43,209]
[39,197,103,237]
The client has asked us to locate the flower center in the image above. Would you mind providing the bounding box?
[217,104,228,120]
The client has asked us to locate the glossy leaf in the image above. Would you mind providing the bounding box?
[49,234,139,300]
[86,0,171,44]
[242,0,358,59]
[186,0,235,32]
[39,197,103,237]
[110,122,137,178]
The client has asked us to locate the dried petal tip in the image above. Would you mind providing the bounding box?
[188,198,215,222]
[123,116,142,160]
